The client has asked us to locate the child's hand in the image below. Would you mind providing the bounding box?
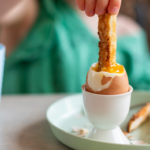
[75,0,121,17]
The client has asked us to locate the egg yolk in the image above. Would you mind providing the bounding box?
[92,63,124,74]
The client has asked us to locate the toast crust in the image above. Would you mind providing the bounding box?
[98,14,117,70]
[127,103,150,132]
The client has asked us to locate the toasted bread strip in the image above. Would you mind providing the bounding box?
[98,14,117,70]
[127,103,150,133]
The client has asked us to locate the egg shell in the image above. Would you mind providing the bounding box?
[85,70,129,95]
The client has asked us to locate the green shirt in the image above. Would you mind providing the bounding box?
[2,0,150,94]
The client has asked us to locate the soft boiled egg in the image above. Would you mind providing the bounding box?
[85,63,129,95]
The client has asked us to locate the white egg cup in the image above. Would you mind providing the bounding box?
[82,85,133,144]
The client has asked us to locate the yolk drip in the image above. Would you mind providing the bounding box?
[92,63,124,74]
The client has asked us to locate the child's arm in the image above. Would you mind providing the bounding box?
[75,0,121,17]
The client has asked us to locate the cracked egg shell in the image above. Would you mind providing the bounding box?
[85,68,129,95]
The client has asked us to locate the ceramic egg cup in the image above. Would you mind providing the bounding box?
[82,85,133,144]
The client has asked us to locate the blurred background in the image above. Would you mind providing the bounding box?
[120,0,150,48]
[0,0,150,94]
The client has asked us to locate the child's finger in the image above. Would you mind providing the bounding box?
[76,0,85,11]
[108,0,121,15]
[85,0,96,17]
[95,0,109,15]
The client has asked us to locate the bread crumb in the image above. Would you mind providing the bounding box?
[122,131,129,136]
[127,136,135,140]
[71,126,89,137]
[78,128,89,137]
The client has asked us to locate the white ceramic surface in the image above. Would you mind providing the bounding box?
[0,44,5,99]
[87,126,129,144]
[82,86,133,144]
[47,93,150,150]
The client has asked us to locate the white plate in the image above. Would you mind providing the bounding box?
[47,92,150,150]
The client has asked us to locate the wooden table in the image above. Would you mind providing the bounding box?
[0,95,73,150]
